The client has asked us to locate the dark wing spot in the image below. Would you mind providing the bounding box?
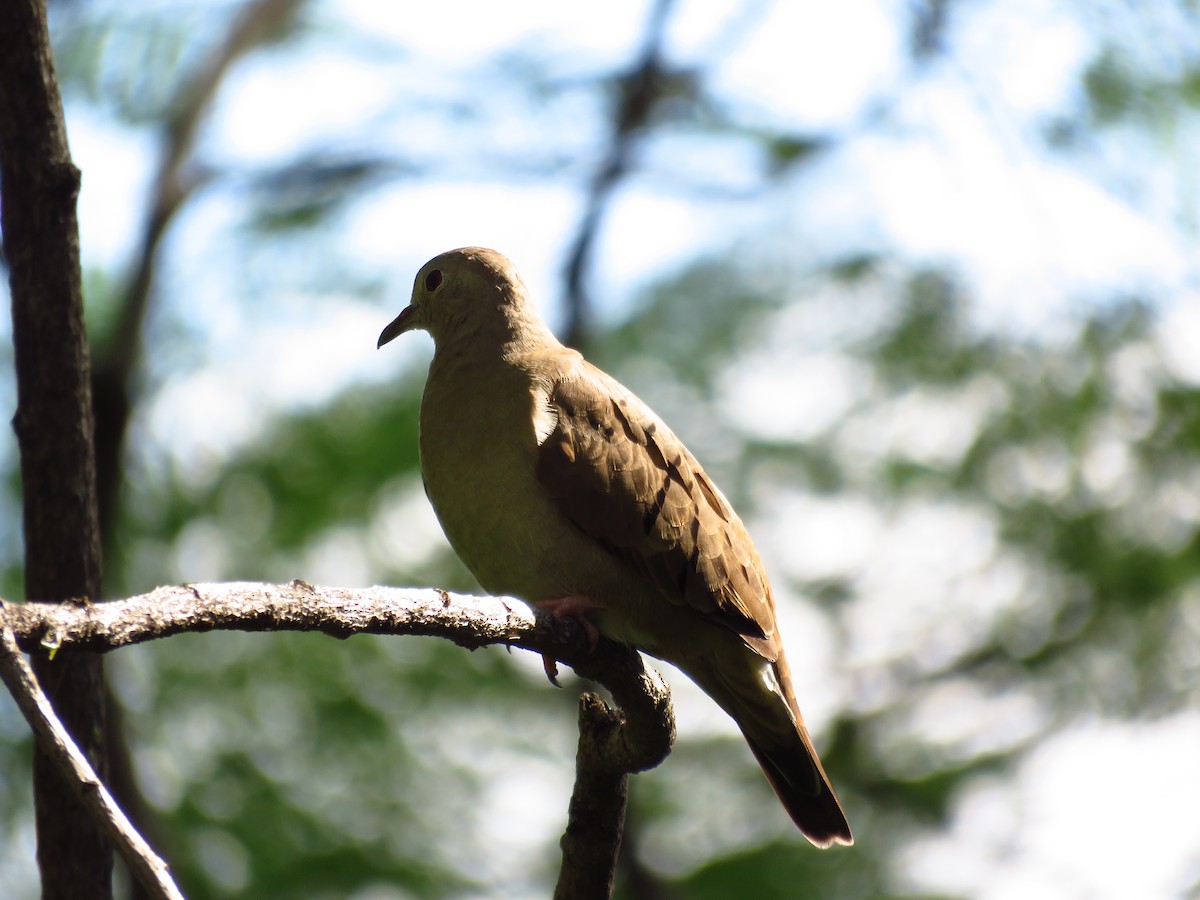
[643,480,669,534]
[695,470,731,522]
[610,399,648,444]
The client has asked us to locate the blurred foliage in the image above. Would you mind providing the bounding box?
[117,374,426,574]
[2,1,1199,898]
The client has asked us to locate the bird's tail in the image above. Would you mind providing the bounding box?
[695,650,853,848]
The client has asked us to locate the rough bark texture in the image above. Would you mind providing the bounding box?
[552,645,675,899]
[4,584,676,772]
[4,582,676,897]
[554,696,632,900]
[0,1,111,896]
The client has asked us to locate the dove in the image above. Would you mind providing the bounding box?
[378,247,851,847]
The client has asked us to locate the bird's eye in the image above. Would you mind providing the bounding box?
[425,269,443,292]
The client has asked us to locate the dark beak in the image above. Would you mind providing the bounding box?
[377,306,416,348]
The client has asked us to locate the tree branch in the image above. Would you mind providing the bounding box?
[2,581,675,897]
[95,0,307,541]
[0,0,110,894]
[0,627,184,900]
[555,696,632,900]
[561,0,678,351]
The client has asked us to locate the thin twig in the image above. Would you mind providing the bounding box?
[0,627,184,900]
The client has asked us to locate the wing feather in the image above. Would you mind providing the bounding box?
[535,360,777,655]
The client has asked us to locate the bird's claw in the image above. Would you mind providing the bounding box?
[535,595,601,649]
[542,654,562,687]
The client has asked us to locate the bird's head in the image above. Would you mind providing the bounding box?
[377,247,535,350]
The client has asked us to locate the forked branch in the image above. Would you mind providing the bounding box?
[2,582,675,898]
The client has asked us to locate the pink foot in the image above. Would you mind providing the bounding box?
[536,595,603,686]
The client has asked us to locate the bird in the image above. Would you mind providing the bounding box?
[377,247,852,847]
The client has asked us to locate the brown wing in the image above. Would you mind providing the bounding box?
[535,360,778,657]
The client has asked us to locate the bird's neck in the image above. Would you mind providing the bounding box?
[435,305,562,366]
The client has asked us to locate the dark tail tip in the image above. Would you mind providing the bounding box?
[745,736,853,848]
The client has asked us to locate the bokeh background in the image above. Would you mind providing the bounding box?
[3,0,1200,897]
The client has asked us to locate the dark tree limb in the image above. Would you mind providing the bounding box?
[86,8,307,895]
[0,0,111,895]
[2,581,675,900]
[561,0,678,351]
[555,695,634,900]
[0,628,184,900]
[553,622,676,899]
[93,0,306,541]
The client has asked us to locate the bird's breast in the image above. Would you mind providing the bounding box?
[418,357,566,599]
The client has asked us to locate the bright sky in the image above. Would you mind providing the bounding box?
[18,0,1200,896]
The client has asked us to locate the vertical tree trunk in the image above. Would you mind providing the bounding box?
[0,1,111,896]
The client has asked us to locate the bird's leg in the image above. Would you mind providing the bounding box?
[535,595,603,686]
